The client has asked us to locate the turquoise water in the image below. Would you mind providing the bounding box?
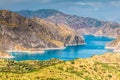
[10,35,114,61]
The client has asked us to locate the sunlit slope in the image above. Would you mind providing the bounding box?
[0,53,120,80]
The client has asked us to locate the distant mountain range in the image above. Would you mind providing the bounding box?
[0,10,84,57]
[17,9,120,38]
[17,9,105,29]
[17,9,62,18]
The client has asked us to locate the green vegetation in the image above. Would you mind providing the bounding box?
[0,59,62,74]
[0,53,120,80]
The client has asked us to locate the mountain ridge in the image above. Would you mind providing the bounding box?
[17,9,63,18]
[17,9,120,38]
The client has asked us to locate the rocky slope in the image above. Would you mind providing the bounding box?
[17,9,120,38]
[0,10,84,58]
[106,36,120,52]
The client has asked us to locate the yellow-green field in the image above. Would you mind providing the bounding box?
[0,53,120,80]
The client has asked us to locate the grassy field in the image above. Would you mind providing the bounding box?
[0,53,120,80]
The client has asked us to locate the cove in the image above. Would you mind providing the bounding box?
[10,35,114,61]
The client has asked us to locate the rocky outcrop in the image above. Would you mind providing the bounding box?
[0,10,84,57]
[106,36,120,52]
[17,9,120,38]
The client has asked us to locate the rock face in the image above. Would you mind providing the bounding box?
[106,36,120,52]
[17,9,120,38]
[0,10,84,57]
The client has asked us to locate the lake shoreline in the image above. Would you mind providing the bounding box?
[6,43,85,59]
[5,35,114,60]
[7,50,45,54]
[0,55,14,59]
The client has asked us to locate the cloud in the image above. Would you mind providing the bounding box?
[94,7,99,11]
[74,2,103,11]
[75,0,120,7]
[75,2,103,7]
[76,2,93,6]
[110,1,120,7]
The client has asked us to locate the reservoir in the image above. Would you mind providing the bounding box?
[10,35,114,61]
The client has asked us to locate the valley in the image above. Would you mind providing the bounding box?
[0,0,120,80]
[0,9,119,61]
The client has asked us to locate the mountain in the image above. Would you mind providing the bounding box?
[0,10,84,58]
[17,9,105,29]
[17,9,120,38]
[17,9,63,18]
[106,36,120,52]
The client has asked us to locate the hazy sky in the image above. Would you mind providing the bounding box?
[0,0,120,21]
